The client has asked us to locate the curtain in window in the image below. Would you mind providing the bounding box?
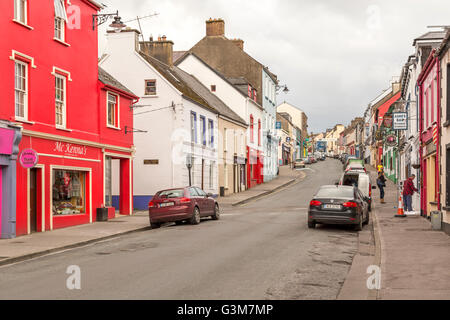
[54,0,68,21]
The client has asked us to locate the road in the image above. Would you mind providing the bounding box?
[0,158,362,299]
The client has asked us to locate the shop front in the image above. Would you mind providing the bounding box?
[281,143,291,165]
[234,155,246,193]
[15,133,133,237]
[0,122,22,239]
[247,147,263,189]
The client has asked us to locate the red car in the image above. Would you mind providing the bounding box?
[148,187,220,228]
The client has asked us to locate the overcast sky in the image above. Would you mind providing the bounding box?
[98,0,450,133]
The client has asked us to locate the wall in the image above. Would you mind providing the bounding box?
[440,47,450,229]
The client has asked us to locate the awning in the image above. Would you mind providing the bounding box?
[54,0,68,21]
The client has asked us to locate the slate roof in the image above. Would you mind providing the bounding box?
[98,67,137,97]
[139,52,246,125]
[173,51,187,63]
[413,31,447,45]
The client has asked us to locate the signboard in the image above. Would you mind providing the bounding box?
[286,137,291,142]
[19,148,39,168]
[393,112,408,130]
[385,134,397,147]
[276,122,281,129]
[0,127,14,155]
[383,114,393,128]
[316,141,327,152]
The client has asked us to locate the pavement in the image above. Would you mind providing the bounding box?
[338,164,450,300]
[0,164,305,268]
[217,165,306,206]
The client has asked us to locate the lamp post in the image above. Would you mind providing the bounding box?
[276,84,289,94]
[186,154,193,186]
[93,11,126,32]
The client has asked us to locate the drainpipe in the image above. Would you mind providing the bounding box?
[436,56,441,211]
[418,81,424,217]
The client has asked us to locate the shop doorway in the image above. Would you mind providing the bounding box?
[105,155,132,216]
[29,168,38,233]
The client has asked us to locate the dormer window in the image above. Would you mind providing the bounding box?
[54,0,67,42]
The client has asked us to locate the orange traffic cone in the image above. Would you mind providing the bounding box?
[395,194,406,218]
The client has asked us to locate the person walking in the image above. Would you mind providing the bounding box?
[377,170,386,203]
[403,174,418,213]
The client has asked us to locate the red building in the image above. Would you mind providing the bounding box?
[0,0,137,237]
[417,50,441,217]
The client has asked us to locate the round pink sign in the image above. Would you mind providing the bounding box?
[19,148,39,169]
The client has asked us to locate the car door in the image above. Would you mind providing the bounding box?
[189,187,201,211]
[194,187,208,215]
[356,189,367,221]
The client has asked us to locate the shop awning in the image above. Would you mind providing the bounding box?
[377,91,401,126]
[54,0,68,21]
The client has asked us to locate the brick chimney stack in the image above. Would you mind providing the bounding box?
[231,38,244,50]
[140,35,174,66]
[206,18,225,37]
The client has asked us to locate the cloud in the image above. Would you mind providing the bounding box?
[98,0,450,133]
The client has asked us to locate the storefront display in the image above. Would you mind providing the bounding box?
[52,170,86,216]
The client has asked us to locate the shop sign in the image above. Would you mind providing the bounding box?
[393,112,408,130]
[0,128,14,155]
[276,122,281,129]
[385,134,397,147]
[383,114,393,128]
[53,141,87,156]
[19,148,39,168]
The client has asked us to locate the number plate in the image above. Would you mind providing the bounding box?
[323,204,341,210]
[159,202,174,208]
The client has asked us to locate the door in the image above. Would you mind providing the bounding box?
[195,187,210,214]
[29,168,38,233]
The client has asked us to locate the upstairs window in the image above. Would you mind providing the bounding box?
[250,115,254,143]
[211,85,216,92]
[200,116,206,146]
[208,119,214,147]
[14,60,28,120]
[14,0,27,24]
[145,80,157,95]
[258,119,261,146]
[107,93,119,128]
[190,112,197,143]
[54,0,67,42]
[55,74,67,127]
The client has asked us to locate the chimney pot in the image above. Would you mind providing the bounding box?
[206,18,225,37]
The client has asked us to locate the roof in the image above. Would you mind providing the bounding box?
[437,29,450,57]
[138,51,217,113]
[171,68,247,126]
[413,31,447,46]
[173,51,187,63]
[98,67,137,97]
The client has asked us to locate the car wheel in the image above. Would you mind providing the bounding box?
[308,221,316,229]
[354,216,363,231]
[211,203,220,220]
[150,222,161,229]
[189,206,201,225]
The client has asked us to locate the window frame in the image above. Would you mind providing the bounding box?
[258,119,261,146]
[250,115,254,143]
[208,119,214,147]
[145,79,157,96]
[14,60,28,121]
[210,85,216,92]
[14,0,28,25]
[200,115,206,146]
[106,91,120,129]
[55,73,67,128]
[54,16,65,42]
[190,111,197,143]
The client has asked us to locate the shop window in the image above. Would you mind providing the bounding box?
[14,60,28,120]
[107,92,119,128]
[52,170,86,216]
[55,74,67,127]
[145,79,156,95]
[14,0,27,24]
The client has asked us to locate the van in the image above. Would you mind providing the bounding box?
[339,171,375,211]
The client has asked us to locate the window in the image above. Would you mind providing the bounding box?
[14,0,27,24]
[250,115,254,143]
[208,119,214,147]
[52,169,86,216]
[209,161,214,189]
[54,0,67,41]
[200,116,206,145]
[55,74,67,127]
[107,93,119,128]
[14,60,28,120]
[145,80,156,95]
[258,119,261,146]
[190,112,197,143]
[210,85,216,92]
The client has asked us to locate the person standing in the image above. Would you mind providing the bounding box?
[377,160,384,173]
[377,170,386,203]
[403,174,418,213]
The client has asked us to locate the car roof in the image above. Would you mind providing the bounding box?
[320,185,354,189]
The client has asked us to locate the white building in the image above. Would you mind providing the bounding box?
[176,53,265,188]
[262,68,278,182]
[99,30,219,209]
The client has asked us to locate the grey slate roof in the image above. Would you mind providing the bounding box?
[413,31,447,45]
[98,67,137,97]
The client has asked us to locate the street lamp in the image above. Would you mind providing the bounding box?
[93,11,126,32]
[186,154,193,186]
[276,84,289,94]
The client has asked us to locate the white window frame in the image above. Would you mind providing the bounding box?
[55,73,67,128]
[54,16,65,42]
[144,79,157,96]
[107,92,120,129]
[14,0,27,24]
[14,60,28,121]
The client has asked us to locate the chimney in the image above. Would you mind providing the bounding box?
[206,18,225,36]
[140,35,174,66]
[231,38,244,50]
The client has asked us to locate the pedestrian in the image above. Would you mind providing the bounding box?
[377,160,384,173]
[403,174,418,213]
[377,170,386,203]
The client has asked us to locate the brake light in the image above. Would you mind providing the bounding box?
[343,201,358,208]
[369,184,372,197]
[180,197,191,204]
[310,200,322,207]
[148,201,155,208]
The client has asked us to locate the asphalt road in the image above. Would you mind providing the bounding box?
[0,158,361,300]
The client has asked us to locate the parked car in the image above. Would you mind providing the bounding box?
[302,157,311,165]
[345,163,366,173]
[308,185,369,230]
[343,155,357,170]
[339,171,376,211]
[148,187,220,228]
[294,158,306,168]
[310,156,317,163]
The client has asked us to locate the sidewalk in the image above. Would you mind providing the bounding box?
[0,212,149,267]
[217,165,306,206]
[340,165,450,299]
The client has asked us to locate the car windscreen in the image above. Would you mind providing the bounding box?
[156,189,184,198]
[342,174,359,187]
[315,187,354,199]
